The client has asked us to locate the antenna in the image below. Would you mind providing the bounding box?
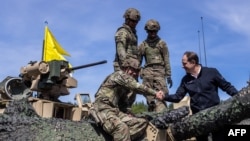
[42,21,48,61]
[197,30,202,64]
[201,17,207,66]
[248,72,250,85]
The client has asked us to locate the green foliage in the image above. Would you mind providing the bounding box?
[131,101,147,114]
[131,101,174,114]
[168,102,174,110]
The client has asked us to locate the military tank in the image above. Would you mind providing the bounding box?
[0,59,173,140]
[0,60,107,120]
[1,59,250,141]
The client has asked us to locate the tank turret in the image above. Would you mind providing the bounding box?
[19,60,107,101]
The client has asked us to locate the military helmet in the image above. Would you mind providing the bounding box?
[122,58,140,70]
[144,19,160,31]
[123,8,141,21]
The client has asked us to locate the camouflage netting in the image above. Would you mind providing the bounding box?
[168,82,250,140]
[0,99,112,141]
[1,82,250,141]
[149,106,190,129]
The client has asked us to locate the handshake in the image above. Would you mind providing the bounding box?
[155,90,165,101]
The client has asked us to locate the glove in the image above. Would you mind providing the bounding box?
[167,77,173,88]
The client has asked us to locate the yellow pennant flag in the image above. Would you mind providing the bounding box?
[43,26,71,62]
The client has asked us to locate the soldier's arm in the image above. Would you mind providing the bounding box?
[115,72,157,96]
[161,41,171,77]
[138,43,145,66]
[115,30,128,63]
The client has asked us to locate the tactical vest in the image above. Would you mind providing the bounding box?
[141,40,165,66]
[114,25,139,62]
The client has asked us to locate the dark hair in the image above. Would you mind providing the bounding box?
[183,51,199,64]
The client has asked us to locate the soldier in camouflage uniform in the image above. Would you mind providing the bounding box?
[92,58,164,141]
[139,19,173,112]
[113,8,141,110]
[113,8,140,71]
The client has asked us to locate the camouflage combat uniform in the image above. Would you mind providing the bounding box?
[113,24,139,72]
[93,70,157,141]
[139,36,171,112]
[113,9,140,109]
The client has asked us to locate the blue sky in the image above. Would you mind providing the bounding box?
[1,0,250,103]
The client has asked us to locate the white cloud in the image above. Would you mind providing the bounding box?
[203,0,250,38]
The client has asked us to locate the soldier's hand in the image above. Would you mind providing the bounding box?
[167,77,173,88]
[155,90,164,100]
